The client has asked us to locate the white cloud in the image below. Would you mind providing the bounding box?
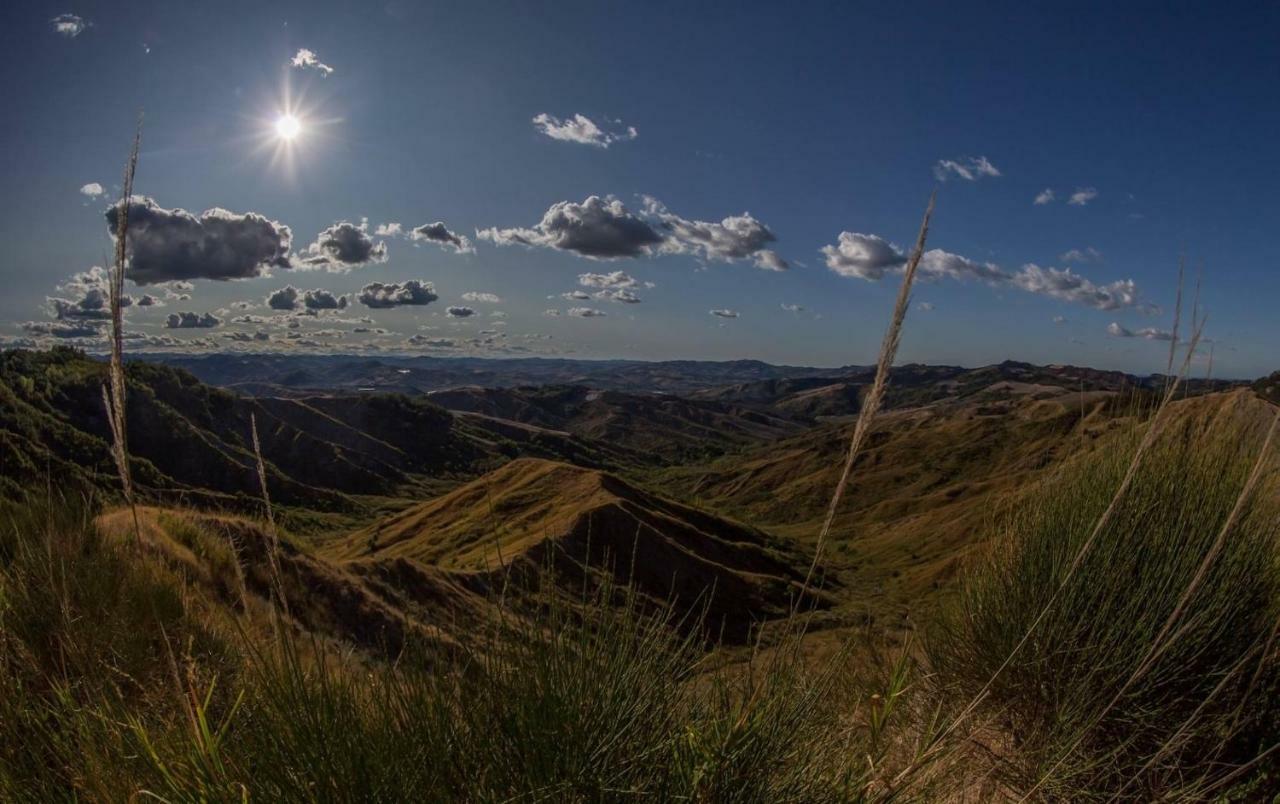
[357,280,438,308]
[916,302,935,312]
[1068,187,1099,206]
[166,311,221,329]
[568,307,607,318]
[1107,322,1173,341]
[461,291,501,303]
[643,196,787,270]
[578,270,638,288]
[1053,315,1067,325]
[290,48,334,76]
[374,222,403,236]
[51,14,88,37]
[1012,264,1137,311]
[709,309,740,318]
[80,182,105,197]
[933,156,1001,182]
[532,113,637,148]
[781,303,804,313]
[821,232,906,280]
[1060,247,1102,263]
[1034,188,1056,205]
[409,221,474,254]
[543,309,562,317]
[479,196,663,260]
[595,288,641,304]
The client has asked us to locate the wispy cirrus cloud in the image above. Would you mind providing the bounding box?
[532,113,637,148]
[933,156,1001,182]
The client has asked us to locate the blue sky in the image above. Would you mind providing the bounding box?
[3,0,1278,376]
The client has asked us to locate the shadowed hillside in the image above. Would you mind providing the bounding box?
[329,458,828,641]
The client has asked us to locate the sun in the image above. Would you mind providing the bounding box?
[274,114,302,141]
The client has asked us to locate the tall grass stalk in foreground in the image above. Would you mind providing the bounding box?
[102,120,142,544]
[799,191,936,602]
[250,412,288,617]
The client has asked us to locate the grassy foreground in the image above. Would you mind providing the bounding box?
[1,394,1278,801]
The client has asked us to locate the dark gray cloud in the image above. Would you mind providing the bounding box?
[106,196,292,284]
[166,311,221,329]
[46,266,132,320]
[357,280,439,308]
[266,285,300,311]
[297,221,388,271]
[478,196,664,260]
[409,221,474,254]
[136,294,162,307]
[446,306,475,318]
[304,288,348,310]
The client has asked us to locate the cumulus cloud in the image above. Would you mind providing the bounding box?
[1011,264,1137,311]
[296,221,388,271]
[644,196,787,270]
[578,271,638,289]
[166,311,221,329]
[822,229,1144,311]
[374,222,403,236]
[561,290,592,300]
[406,334,459,348]
[1034,188,1056,205]
[568,307,607,318]
[821,232,907,280]
[266,285,300,311]
[781,303,804,313]
[409,221,474,254]
[22,320,103,339]
[446,306,475,318]
[595,288,641,303]
[478,196,664,260]
[80,182,105,197]
[304,288,348,310]
[543,309,562,317]
[1068,187,1099,206]
[136,294,163,307]
[1060,247,1102,263]
[290,48,334,76]
[709,309,740,318]
[532,113,637,148]
[47,266,129,320]
[461,291,501,303]
[357,280,439,308]
[933,156,1001,182]
[106,196,292,284]
[51,14,87,37]
[1107,322,1173,341]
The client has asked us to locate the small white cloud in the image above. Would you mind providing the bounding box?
[51,14,88,37]
[709,309,740,319]
[1060,247,1102,263]
[568,307,607,318]
[374,222,403,236]
[933,156,1001,182]
[1052,315,1068,325]
[461,292,501,303]
[290,48,334,76]
[79,182,105,197]
[1107,321,1173,341]
[532,113,637,148]
[916,302,935,312]
[1034,188,1055,205]
[543,309,562,317]
[780,303,804,313]
[1068,187,1099,206]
